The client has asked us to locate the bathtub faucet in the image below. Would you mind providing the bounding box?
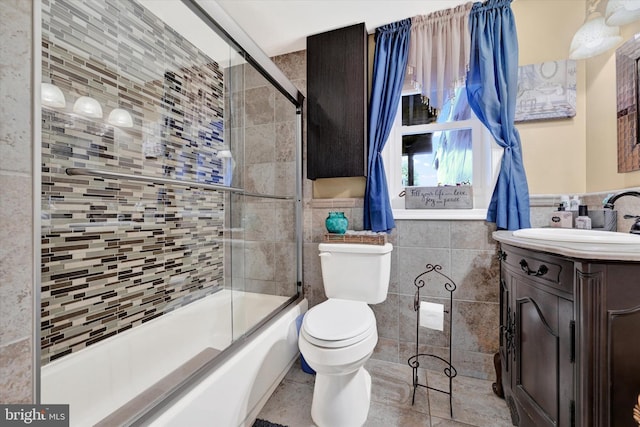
[603,191,640,234]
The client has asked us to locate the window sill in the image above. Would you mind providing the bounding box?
[392,208,488,221]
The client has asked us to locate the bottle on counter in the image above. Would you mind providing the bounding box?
[569,195,581,212]
[575,205,592,230]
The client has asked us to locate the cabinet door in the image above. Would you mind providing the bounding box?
[499,269,520,425]
[513,278,573,427]
[306,23,368,179]
[575,262,640,427]
[499,275,512,380]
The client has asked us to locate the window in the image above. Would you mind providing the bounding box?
[382,86,502,219]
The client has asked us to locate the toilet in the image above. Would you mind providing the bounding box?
[298,242,393,427]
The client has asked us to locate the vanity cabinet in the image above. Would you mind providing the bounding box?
[499,245,575,427]
[306,23,368,180]
[497,242,640,427]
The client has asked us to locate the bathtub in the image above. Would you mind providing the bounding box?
[40,290,307,427]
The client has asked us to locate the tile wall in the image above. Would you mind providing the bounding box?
[0,0,35,403]
[305,204,501,380]
[530,190,640,232]
[40,0,225,365]
[225,63,299,297]
[300,192,640,382]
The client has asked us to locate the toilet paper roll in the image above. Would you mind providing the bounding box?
[419,301,444,331]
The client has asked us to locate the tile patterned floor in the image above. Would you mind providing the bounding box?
[257,358,512,427]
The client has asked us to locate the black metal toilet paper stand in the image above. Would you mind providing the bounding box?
[407,264,457,418]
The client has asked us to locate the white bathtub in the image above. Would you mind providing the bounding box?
[41,290,307,427]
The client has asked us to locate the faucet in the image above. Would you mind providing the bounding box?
[603,191,640,209]
[603,191,640,234]
[624,215,640,235]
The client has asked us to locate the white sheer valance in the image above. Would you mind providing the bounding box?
[406,2,473,109]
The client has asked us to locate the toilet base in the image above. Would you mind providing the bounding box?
[311,366,372,427]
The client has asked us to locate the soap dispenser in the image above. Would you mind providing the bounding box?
[575,205,592,230]
[550,203,573,228]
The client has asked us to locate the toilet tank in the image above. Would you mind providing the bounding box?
[318,242,393,304]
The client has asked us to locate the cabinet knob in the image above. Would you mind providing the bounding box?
[519,259,549,277]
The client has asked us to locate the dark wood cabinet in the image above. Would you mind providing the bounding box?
[306,23,368,180]
[574,262,640,427]
[497,243,640,427]
[499,245,575,427]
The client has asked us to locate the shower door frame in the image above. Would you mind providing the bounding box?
[179,0,305,303]
[33,0,305,417]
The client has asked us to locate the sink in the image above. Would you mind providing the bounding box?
[512,228,640,244]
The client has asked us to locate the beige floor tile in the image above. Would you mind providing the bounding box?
[366,358,430,415]
[430,416,476,426]
[257,379,315,427]
[283,358,316,386]
[365,402,431,427]
[427,370,512,427]
[256,360,511,427]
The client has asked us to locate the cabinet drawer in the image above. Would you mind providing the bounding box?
[500,244,574,294]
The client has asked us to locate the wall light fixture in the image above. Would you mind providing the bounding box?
[605,0,640,26]
[73,96,103,119]
[107,108,134,128]
[41,83,66,109]
[570,0,623,60]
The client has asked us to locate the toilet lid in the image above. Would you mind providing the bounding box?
[302,299,376,347]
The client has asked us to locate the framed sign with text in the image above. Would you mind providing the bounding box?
[404,186,473,209]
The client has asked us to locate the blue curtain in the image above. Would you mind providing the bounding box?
[364,19,412,233]
[466,0,531,230]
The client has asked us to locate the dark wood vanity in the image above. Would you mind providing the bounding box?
[493,231,640,427]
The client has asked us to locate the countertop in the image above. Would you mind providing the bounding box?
[493,230,640,262]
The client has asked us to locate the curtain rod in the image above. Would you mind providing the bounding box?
[65,168,293,200]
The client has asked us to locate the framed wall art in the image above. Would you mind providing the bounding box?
[514,59,577,122]
[616,35,640,173]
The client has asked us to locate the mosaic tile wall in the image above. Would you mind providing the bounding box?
[40,0,228,364]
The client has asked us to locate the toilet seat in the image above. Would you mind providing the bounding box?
[302,299,376,348]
